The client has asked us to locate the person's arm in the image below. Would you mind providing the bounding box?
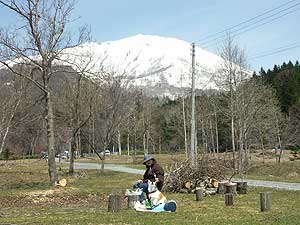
[153,164,164,183]
[142,168,149,183]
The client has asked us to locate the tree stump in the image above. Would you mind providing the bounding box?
[108,194,122,212]
[217,181,228,194]
[127,194,140,209]
[225,182,237,194]
[225,193,233,206]
[195,189,204,202]
[235,181,247,194]
[260,192,271,212]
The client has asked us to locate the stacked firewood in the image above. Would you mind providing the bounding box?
[163,157,233,193]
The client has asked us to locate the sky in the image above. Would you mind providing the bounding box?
[0,0,299,71]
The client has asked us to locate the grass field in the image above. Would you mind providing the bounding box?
[1,159,300,225]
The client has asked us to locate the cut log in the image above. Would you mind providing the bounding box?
[127,194,140,209]
[260,192,271,212]
[235,181,247,194]
[55,178,67,187]
[211,179,219,188]
[195,189,204,201]
[225,193,233,206]
[217,181,228,194]
[225,182,237,194]
[179,189,189,193]
[108,194,122,212]
[185,181,192,189]
[206,188,217,195]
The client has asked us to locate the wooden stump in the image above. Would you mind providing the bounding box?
[127,194,140,209]
[225,182,237,194]
[195,189,204,201]
[108,194,122,212]
[235,181,247,194]
[225,193,233,206]
[217,181,228,194]
[260,192,271,212]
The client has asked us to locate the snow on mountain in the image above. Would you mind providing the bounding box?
[62,34,225,96]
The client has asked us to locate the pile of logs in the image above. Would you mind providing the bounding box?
[163,157,233,193]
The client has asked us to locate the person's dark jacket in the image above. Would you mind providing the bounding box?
[142,159,164,190]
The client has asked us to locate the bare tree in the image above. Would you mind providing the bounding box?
[252,86,280,163]
[93,73,136,173]
[0,77,25,154]
[0,0,89,185]
[216,35,248,169]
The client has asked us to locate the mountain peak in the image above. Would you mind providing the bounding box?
[64,34,224,96]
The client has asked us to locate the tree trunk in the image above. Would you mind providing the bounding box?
[88,116,91,155]
[158,135,162,154]
[225,193,233,206]
[195,190,204,202]
[217,181,228,194]
[45,92,57,186]
[231,116,236,169]
[201,119,207,154]
[238,124,244,173]
[118,130,122,155]
[214,106,219,153]
[76,128,81,157]
[209,115,215,153]
[260,192,271,212]
[195,123,198,157]
[100,157,105,175]
[108,195,122,212]
[134,119,137,161]
[127,131,130,156]
[0,89,22,154]
[143,132,148,155]
[146,130,150,154]
[69,138,77,174]
[259,128,265,163]
[0,121,12,155]
[225,182,237,194]
[275,112,283,163]
[92,114,95,155]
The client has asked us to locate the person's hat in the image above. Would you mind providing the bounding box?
[143,155,154,164]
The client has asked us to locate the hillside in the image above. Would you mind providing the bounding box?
[62,34,224,96]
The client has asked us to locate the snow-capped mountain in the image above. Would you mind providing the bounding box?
[62,34,225,97]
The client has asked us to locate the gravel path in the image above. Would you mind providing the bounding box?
[234,179,300,191]
[62,161,300,191]
[72,162,144,175]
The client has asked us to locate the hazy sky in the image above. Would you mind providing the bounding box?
[0,0,299,71]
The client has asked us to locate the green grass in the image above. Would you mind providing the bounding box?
[1,159,300,224]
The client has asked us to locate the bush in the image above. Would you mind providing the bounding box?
[3,148,10,160]
[0,153,40,161]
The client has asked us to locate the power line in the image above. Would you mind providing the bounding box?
[195,0,299,44]
[200,2,300,49]
[249,41,300,57]
[249,42,300,60]
[224,6,300,45]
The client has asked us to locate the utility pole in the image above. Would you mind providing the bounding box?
[190,42,196,165]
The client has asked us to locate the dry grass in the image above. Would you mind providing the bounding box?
[1,158,300,224]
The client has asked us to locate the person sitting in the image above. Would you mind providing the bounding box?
[133,155,164,202]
